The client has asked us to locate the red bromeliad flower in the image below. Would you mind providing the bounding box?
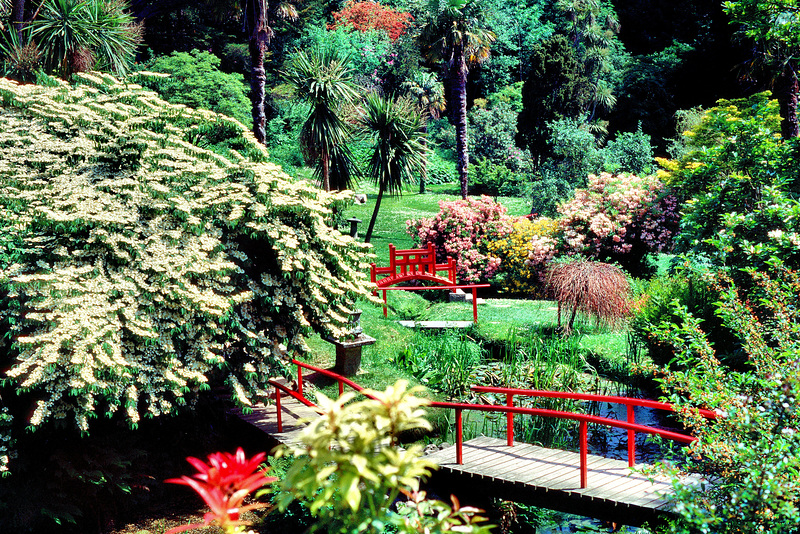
[165,448,276,534]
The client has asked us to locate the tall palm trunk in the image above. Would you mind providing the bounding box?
[453,44,469,199]
[419,129,428,194]
[12,0,25,42]
[248,0,270,145]
[776,65,799,138]
[364,180,385,243]
[321,153,331,191]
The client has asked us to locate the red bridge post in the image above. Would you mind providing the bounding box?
[506,393,514,446]
[580,420,588,488]
[275,386,283,433]
[628,404,636,467]
[456,408,463,465]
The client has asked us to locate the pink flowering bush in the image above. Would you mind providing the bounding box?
[556,172,679,274]
[407,196,514,283]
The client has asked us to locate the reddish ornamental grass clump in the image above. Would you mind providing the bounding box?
[545,260,631,332]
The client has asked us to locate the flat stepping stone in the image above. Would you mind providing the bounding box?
[448,288,485,304]
[398,320,475,329]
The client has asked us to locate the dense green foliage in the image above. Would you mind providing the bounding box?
[659,93,800,273]
[135,49,251,125]
[654,267,800,533]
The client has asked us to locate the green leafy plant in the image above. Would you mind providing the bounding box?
[601,125,654,175]
[134,50,251,125]
[0,26,41,82]
[31,0,142,78]
[630,269,737,368]
[276,380,495,533]
[657,93,800,273]
[652,266,800,533]
[394,330,484,397]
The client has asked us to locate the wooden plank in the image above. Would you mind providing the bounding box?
[463,444,549,481]
[427,437,677,512]
[497,448,579,485]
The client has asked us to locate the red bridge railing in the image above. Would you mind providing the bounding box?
[268,360,716,489]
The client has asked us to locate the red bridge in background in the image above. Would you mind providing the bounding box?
[233,359,715,527]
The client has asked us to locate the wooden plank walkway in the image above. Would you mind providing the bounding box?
[231,394,321,450]
[424,437,673,510]
[231,396,686,526]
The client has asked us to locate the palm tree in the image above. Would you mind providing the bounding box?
[282,47,360,191]
[242,0,297,145]
[402,70,446,193]
[554,0,620,124]
[30,0,141,78]
[361,93,428,243]
[419,0,495,200]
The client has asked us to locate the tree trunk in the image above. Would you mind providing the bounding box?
[364,181,385,243]
[247,0,270,145]
[11,0,25,42]
[453,44,470,200]
[322,153,331,192]
[776,65,799,139]
[419,127,428,194]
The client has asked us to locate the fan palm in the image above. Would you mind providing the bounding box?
[30,0,140,78]
[419,0,495,199]
[282,47,360,191]
[361,93,428,243]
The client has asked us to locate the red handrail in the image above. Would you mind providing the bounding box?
[470,384,717,469]
[267,360,714,488]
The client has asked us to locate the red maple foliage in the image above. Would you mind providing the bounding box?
[329,1,414,41]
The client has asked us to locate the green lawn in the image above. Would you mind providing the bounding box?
[306,292,638,399]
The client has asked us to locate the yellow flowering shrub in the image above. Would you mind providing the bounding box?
[0,74,373,442]
[487,217,558,295]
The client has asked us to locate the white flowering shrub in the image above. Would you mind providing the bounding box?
[0,74,373,443]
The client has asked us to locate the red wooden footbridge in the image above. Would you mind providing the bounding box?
[233,359,715,526]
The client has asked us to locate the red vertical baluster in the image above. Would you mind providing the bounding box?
[472,288,478,323]
[456,408,463,465]
[275,386,283,433]
[297,365,303,398]
[506,394,514,446]
[627,404,636,467]
[339,379,344,396]
[580,420,588,488]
